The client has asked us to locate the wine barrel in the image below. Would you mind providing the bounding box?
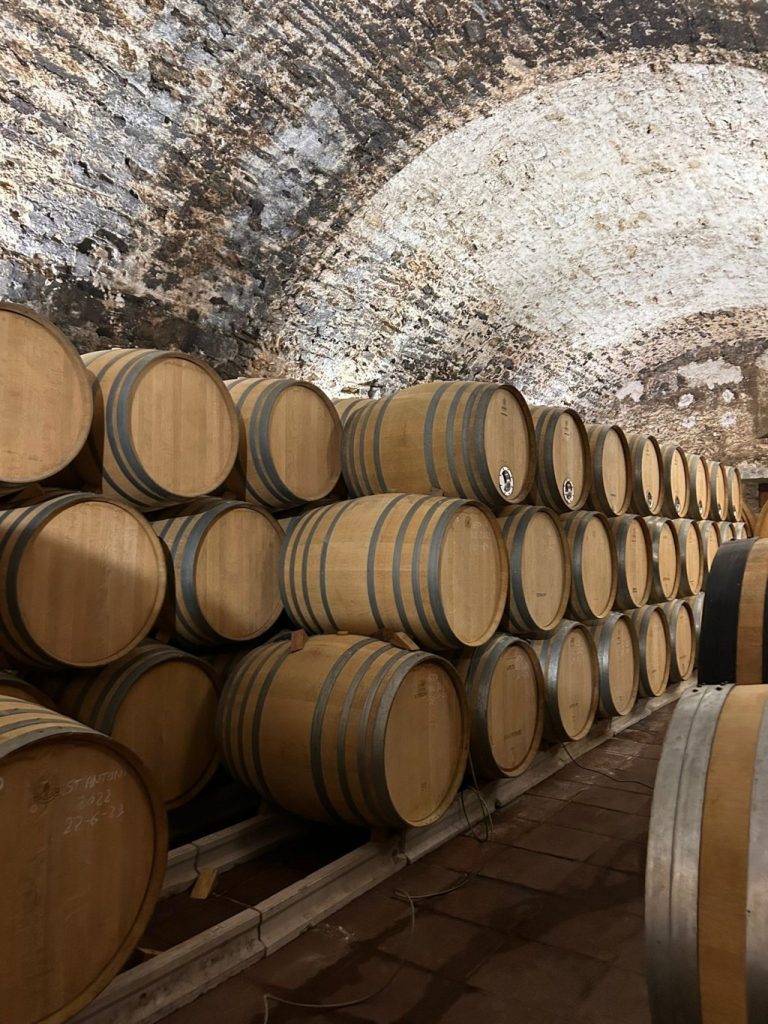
[627,433,664,516]
[50,642,219,809]
[716,520,737,544]
[661,599,696,683]
[699,519,721,571]
[708,459,728,521]
[699,538,768,686]
[686,453,711,520]
[334,397,373,427]
[226,378,341,511]
[217,634,468,827]
[587,613,640,718]
[629,605,671,697]
[734,522,749,540]
[0,696,166,1024]
[280,494,508,651]
[341,381,535,506]
[454,634,544,779]
[560,511,618,621]
[76,349,238,509]
[671,518,705,597]
[530,406,590,512]
[531,621,599,742]
[686,591,705,668]
[646,516,682,603]
[660,443,690,519]
[152,498,283,647]
[0,492,166,668]
[496,505,571,637]
[0,671,56,709]
[726,465,744,522]
[646,683,768,1024]
[585,423,632,516]
[609,515,653,610]
[0,303,92,493]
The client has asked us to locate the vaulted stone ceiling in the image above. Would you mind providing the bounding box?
[2,1,766,474]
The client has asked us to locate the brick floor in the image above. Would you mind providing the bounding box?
[159,703,675,1024]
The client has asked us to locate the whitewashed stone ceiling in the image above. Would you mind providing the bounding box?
[1,1,766,472]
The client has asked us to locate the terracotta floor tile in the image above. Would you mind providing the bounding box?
[571,785,652,815]
[431,875,535,930]
[378,908,504,980]
[515,897,644,963]
[468,939,610,1015]
[546,802,648,841]
[324,890,411,945]
[505,793,566,822]
[480,844,592,891]
[577,966,652,1024]
[510,822,608,862]
[588,838,647,875]
[528,777,590,801]
[423,834,500,874]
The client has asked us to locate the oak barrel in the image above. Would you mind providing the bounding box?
[660,443,690,519]
[0,671,56,709]
[496,505,571,637]
[560,511,618,621]
[627,433,664,516]
[726,465,744,522]
[454,634,544,779]
[585,423,632,516]
[708,459,728,521]
[530,406,590,512]
[76,349,238,509]
[716,520,737,544]
[226,378,341,510]
[609,515,653,610]
[587,613,640,718]
[671,518,705,597]
[646,684,768,1024]
[50,642,219,808]
[661,599,696,683]
[152,498,283,647]
[0,303,92,493]
[341,381,535,506]
[646,516,682,603]
[334,397,373,427]
[699,519,721,571]
[217,634,468,828]
[686,453,711,519]
[685,591,704,668]
[699,538,768,686]
[628,605,671,697]
[734,521,749,540]
[0,492,166,668]
[531,621,599,742]
[280,494,508,650]
[0,696,166,1024]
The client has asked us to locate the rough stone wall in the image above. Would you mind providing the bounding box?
[1,0,767,473]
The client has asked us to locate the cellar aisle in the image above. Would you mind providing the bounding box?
[161,705,672,1024]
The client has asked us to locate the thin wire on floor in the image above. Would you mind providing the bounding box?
[257,753,495,1023]
[560,740,654,791]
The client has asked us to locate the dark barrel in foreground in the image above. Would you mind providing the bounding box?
[646,684,768,1024]
[699,538,768,686]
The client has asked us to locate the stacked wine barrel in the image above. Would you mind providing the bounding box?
[0,302,753,1019]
